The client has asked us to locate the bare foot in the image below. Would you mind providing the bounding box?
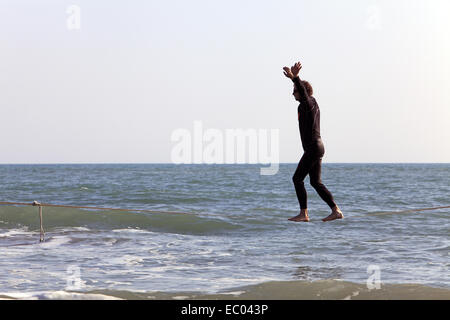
[322,207,344,222]
[288,209,310,222]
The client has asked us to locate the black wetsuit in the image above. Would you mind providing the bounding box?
[292,76,336,210]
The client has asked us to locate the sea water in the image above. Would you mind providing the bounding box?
[0,163,449,299]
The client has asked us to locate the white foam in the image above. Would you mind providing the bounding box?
[112,228,153,234]
[38,236,71,248]
[0,291,122,300]
[343,291,360,300]
[221,291,245,296]
[109,254,144,266]
[104,280,134,286]
[64,227,90,232]
[0,228,31,237]
[104,238,118,246]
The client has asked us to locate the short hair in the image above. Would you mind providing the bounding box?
[302,80,313,96]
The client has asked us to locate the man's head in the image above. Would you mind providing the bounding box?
[293,80,313,101]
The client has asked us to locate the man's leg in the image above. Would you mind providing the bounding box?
[309,159,344,222]
[289,153,315,222]
[309,158,337,209]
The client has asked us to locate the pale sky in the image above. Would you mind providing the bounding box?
[1,0,449,163]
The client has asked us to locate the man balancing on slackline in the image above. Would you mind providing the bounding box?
[283,61,344,222]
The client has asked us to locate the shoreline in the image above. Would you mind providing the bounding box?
[2,280,449,300]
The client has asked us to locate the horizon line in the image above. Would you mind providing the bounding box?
[0,162,449,165]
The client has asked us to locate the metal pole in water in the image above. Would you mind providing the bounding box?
[33,201,45,242]
[39,205,45,242]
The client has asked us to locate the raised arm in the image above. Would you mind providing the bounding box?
[292,76,309,103]
[283,62,310,105]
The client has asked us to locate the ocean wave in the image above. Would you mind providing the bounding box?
[0,205,241,236]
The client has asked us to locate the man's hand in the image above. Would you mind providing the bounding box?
[283,62,302,79]
[291,62,302,78]
[283,67,294,79]
[283,66,294,79]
